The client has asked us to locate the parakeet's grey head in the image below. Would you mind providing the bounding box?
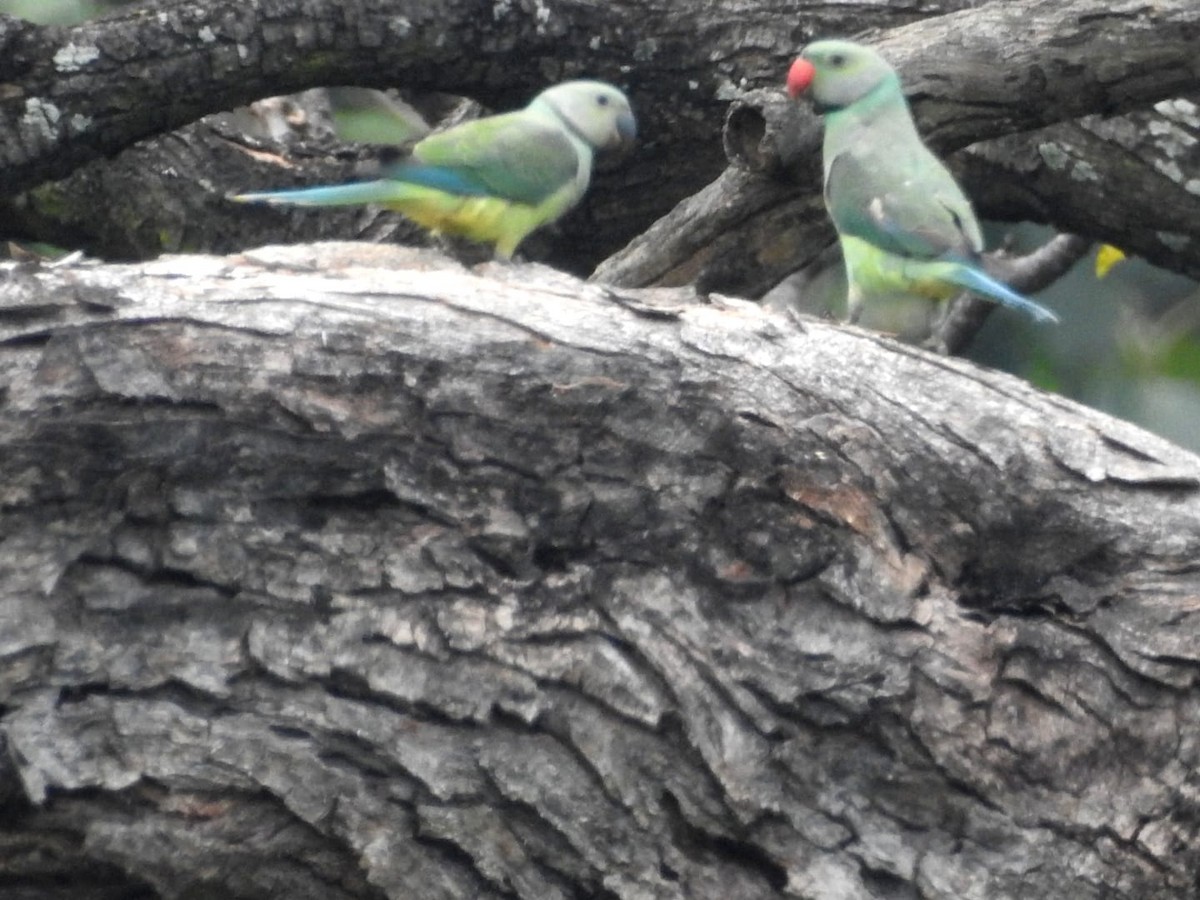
[787,40,900,112]
[533,80,637,151]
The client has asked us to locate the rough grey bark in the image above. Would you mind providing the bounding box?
[3,243,1200,900]
[0,0,973,197]
[2,0,1199,280]
[595,0,1200,294]
[961,102,1200,282]
[3,110,434,260]
[0,0,979,272]
[3,2,1200,894]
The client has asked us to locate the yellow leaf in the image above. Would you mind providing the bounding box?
[1095,244,1127,279]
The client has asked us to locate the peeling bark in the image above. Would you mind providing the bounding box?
[3,244,1200,899]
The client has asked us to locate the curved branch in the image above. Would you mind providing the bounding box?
[2,0,1198,279]
[930,234,1093,355]
[2,243,1200,899]
[596,0,1200,291]
[0,0,998,199]
[961,104,1200,281]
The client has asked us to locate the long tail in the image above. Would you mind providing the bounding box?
[948,264,1059,324]
[229,180,413,207]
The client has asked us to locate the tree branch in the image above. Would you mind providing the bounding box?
[930,234,1093,355]
[961,103,1200,281]
[2,243,1200,899]
[596,0,1200,292]
[3,0,1198,279]
[0,0,994,198]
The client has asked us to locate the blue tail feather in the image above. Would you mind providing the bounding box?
[949,264,1059,324]
[231,164,493,209]
[379,162,493,197]
[230,180,407,207]
[945,264,1060,324]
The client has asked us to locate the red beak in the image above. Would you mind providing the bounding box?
[787,58,815,98]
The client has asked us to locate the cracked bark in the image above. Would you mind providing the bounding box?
[4,1,1200,896]
[3,243,1200,900]
[588,2,1200,293]
[0,0,973,260]
[597,76,1200,299]
[2,0,1199,281]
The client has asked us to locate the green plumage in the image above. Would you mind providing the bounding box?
[788,40,1057,325]
[233,81,636,260]
[403,108,582,206]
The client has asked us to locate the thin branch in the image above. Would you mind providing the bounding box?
[932,234,1093,355]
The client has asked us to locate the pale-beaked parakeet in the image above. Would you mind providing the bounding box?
[233,80,636,260]
[786,40,1058,325]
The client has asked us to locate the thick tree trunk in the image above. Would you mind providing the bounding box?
[3,244,1200,900]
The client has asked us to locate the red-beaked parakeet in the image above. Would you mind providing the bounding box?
[786,40,1058,325]
[233,80,637,260]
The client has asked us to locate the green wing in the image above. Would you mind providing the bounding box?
[327,87,430,146]
[825,148,983,261]
[398,111,582,206]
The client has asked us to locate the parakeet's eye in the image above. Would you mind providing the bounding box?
[597,94,610,106]
[829,53,847,67]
